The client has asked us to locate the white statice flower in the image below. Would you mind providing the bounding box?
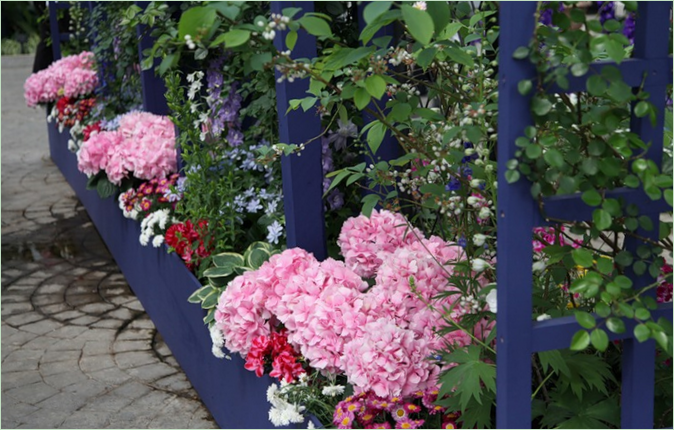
[413,1,427,10]
[485,289,497,313]
[266,221,284,245]
[307,420,316,429]
[321,385,345,397]
[139,209,171,247]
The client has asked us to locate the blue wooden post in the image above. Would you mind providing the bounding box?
[495,3,538,428]
[48,2,63,60]
[498,3,672,429]
[620,3,670,428]
[135,1,169,115]
[271,1,327,261]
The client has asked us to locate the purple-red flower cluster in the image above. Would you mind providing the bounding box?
[332,389,459,429]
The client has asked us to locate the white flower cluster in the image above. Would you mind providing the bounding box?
[275,62,309,83]
[388,47,413,66]
[459,294,481,314]
[184,34,196,50]
[209,325,230,360]
[267,383,305,427]
[258,13,290,41]
[386,82,421,97]
[186,71,204,101]
[139,209,175,247]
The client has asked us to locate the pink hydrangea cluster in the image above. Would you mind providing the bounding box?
[77,111,177,184]
[214,210,474,399]
[341,318,440,398]
[24,51,97,107]
[337,209,423,278]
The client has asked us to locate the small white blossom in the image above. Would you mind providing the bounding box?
[485,289,497,313]
[472,258,490,272]
[413,1,427,11]
[536,313,552,321]
[532,260,547,272]
[473,234,487,247]
[321,385,345,397]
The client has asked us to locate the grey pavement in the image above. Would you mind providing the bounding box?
[1,55,217,429]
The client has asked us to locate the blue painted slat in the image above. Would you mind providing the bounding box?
[546,58,672,93]
[541,189,671,223]
[135,1,169,115]
[271,1,327,261]
[496,3,538,429]
[48,2,62,60]
[531,303,673,352]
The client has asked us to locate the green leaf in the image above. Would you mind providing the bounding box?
[446,47,474,68]
[587,75,607,96]
[571,63,589,77]
[389,103,412,122]
[426,0,450,37]
[364,75,386,100]
[572,249,594,268]
[187,286,210,303]
[538,350,571,377]
[178,6,217,41]
[505,170,520,184]
[211,252,244,268]
[633,324,650,342]
[203,266,234,278]
[604,38,626,64]
[634,101,649,118]
[354,87,371,110]
[213,29,250,48]
[595,301,611,318]
[532,96,552,116]
[366,122,387,155]
[518,79,532,95]
[361,193,381,217]
[439,22,463,40]
[285,30,297,50]
[592,209,612,230]
[590,328,609,351]
[363,1,392,24]
[575,311,596,329]
[665,189,673,207]
[544,148,564,168]
[605,317,625,333]
[298,16,333,37]
[401,5,434,46]
[570,330,591,351]
[525,144,542,159]
[596,257,614,275]
[634,307,651,321]
[512,46,529,59]
[96,176,117,199]
[582,189,602,206]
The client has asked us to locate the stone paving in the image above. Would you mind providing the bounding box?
[1,55,217,428]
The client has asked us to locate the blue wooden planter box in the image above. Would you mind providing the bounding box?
[45,116,317,429]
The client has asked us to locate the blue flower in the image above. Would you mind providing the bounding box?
[266,221,284,245]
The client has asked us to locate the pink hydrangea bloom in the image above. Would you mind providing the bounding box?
[76,111,177,184]
[77,130,123,176]
[338,210,423,278]
[341,318,440,398]
[24,51,97,107]
[214,271,272,356]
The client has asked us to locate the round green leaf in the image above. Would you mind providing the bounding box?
[633,323,650,342]
[592,208,612,230]
[505,170,520,184]
[575,311,596,329]
[581,189,602,206]
[587,75,607,96]
[365,75,387,100]
[512,46,529,59]
[635,307,651,321]
[525,144,542,159]
[518,79,532,95]
[570,330,591,351]
[595,301,611,318]
[543,148,564,168]
[298,16,333,37]
[634,101,650,117]
[532,96,552,116]
[572,248,594,268]
[590,328,609,351]
[605,317,626,333]
[595,257,614,275]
